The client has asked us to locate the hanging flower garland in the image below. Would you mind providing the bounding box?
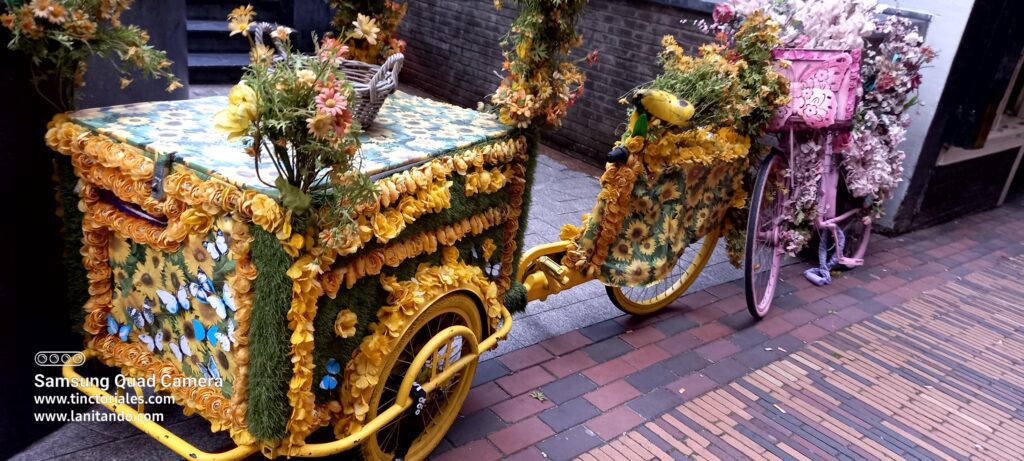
[844,16,936,212]
[491,0,591,128]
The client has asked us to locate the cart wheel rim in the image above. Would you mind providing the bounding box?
[746,153,786,318]
[608,227,720,315]
[362,293,482,461]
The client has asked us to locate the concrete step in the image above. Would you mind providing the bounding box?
[186,19,250,53]
[186,0,280,21]
[187,52,248,84]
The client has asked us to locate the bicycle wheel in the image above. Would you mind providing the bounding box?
[607,226,720,316]
[745,152,787,319]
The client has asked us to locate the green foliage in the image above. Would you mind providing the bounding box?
[246,226,294,441]
[55,156,88,332]
[1,0,180,111]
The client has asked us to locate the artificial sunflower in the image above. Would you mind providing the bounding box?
[610,241,632,261]
[108,235,132,267]
[624,260,651,286]
[183,237,215,277]
[131,251,162,298]
[624,220,650,243]
[658,182,682,202]
[162,259,188,292]
[638,239,657,257]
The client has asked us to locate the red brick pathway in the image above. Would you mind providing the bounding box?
[432,199,1024,460]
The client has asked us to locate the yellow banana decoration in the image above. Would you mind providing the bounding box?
[635,89,695,128]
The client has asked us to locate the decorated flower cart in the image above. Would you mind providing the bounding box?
[49,1,588,460]
[45,0,931,459]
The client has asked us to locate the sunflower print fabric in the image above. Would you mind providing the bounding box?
[582,158,746,287]
[107,217,240,397]
[67,91,513,195]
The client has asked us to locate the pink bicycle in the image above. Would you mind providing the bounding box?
[744,48,870,318]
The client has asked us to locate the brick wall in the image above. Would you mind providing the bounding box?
[397,0,713,163]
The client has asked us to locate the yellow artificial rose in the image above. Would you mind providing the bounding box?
[397,195,424,224]
[334,309,358,338]
[481,238,498,260]
[249,194,285,233]
[624,136,645,154]
[371,208,405,242]
[214,83,258,141]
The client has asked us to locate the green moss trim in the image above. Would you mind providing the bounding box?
[245,226,294,441]
[55,156,89,333]
[503,281,528,314]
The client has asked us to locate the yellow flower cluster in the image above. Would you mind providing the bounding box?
[46,115,292,244]
[370,179,451,243]
[374,137,526,209]
[643,127,751,175]
[334,247,502,437]
[324,137,526,256]
[464,165,515,197]
[324,206,510,294]
[226,217,258,444]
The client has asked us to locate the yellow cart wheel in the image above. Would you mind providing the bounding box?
[362,293,483,461]
[606,227,720,316]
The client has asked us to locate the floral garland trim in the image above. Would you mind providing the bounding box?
[373,137,527,210]
[46,117,182,219]
[90,335,251,440]
[79,185,114,335]
[45,116,294,241]
[563,154,641,277]
[276,247,328,453]
[226,217,257,438]
[324,205,511,294]
[495,165,527,292]
[333,247,501,437]
[331,136,527,257]
[84,190,184,252]
[368,178,452,244]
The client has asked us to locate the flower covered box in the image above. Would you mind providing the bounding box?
[46,91,529,454]
[563,127,752,286]
[769,48,862,131]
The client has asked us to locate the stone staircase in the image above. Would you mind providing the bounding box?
[185,0,281,83]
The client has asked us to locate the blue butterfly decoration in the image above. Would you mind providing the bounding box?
[106,314,132,342]
[319,358,342,390]
[192,319,220,346]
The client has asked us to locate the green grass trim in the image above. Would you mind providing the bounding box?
[55,156,89,333]
[245,226,294,441]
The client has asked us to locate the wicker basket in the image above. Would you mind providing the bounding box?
[339,53,404,128]
[249,22,404,128]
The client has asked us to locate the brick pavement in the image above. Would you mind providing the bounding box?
[432,196,1024,460]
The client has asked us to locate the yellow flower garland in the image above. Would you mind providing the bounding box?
[333,247,502,437]
[324,206,511,294]
[226,217,258,445]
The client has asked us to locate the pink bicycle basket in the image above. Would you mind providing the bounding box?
[769,48,862,131]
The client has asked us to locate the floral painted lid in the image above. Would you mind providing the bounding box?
[69,91,514,194]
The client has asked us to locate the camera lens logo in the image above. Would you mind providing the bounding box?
[35,351,86,367]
